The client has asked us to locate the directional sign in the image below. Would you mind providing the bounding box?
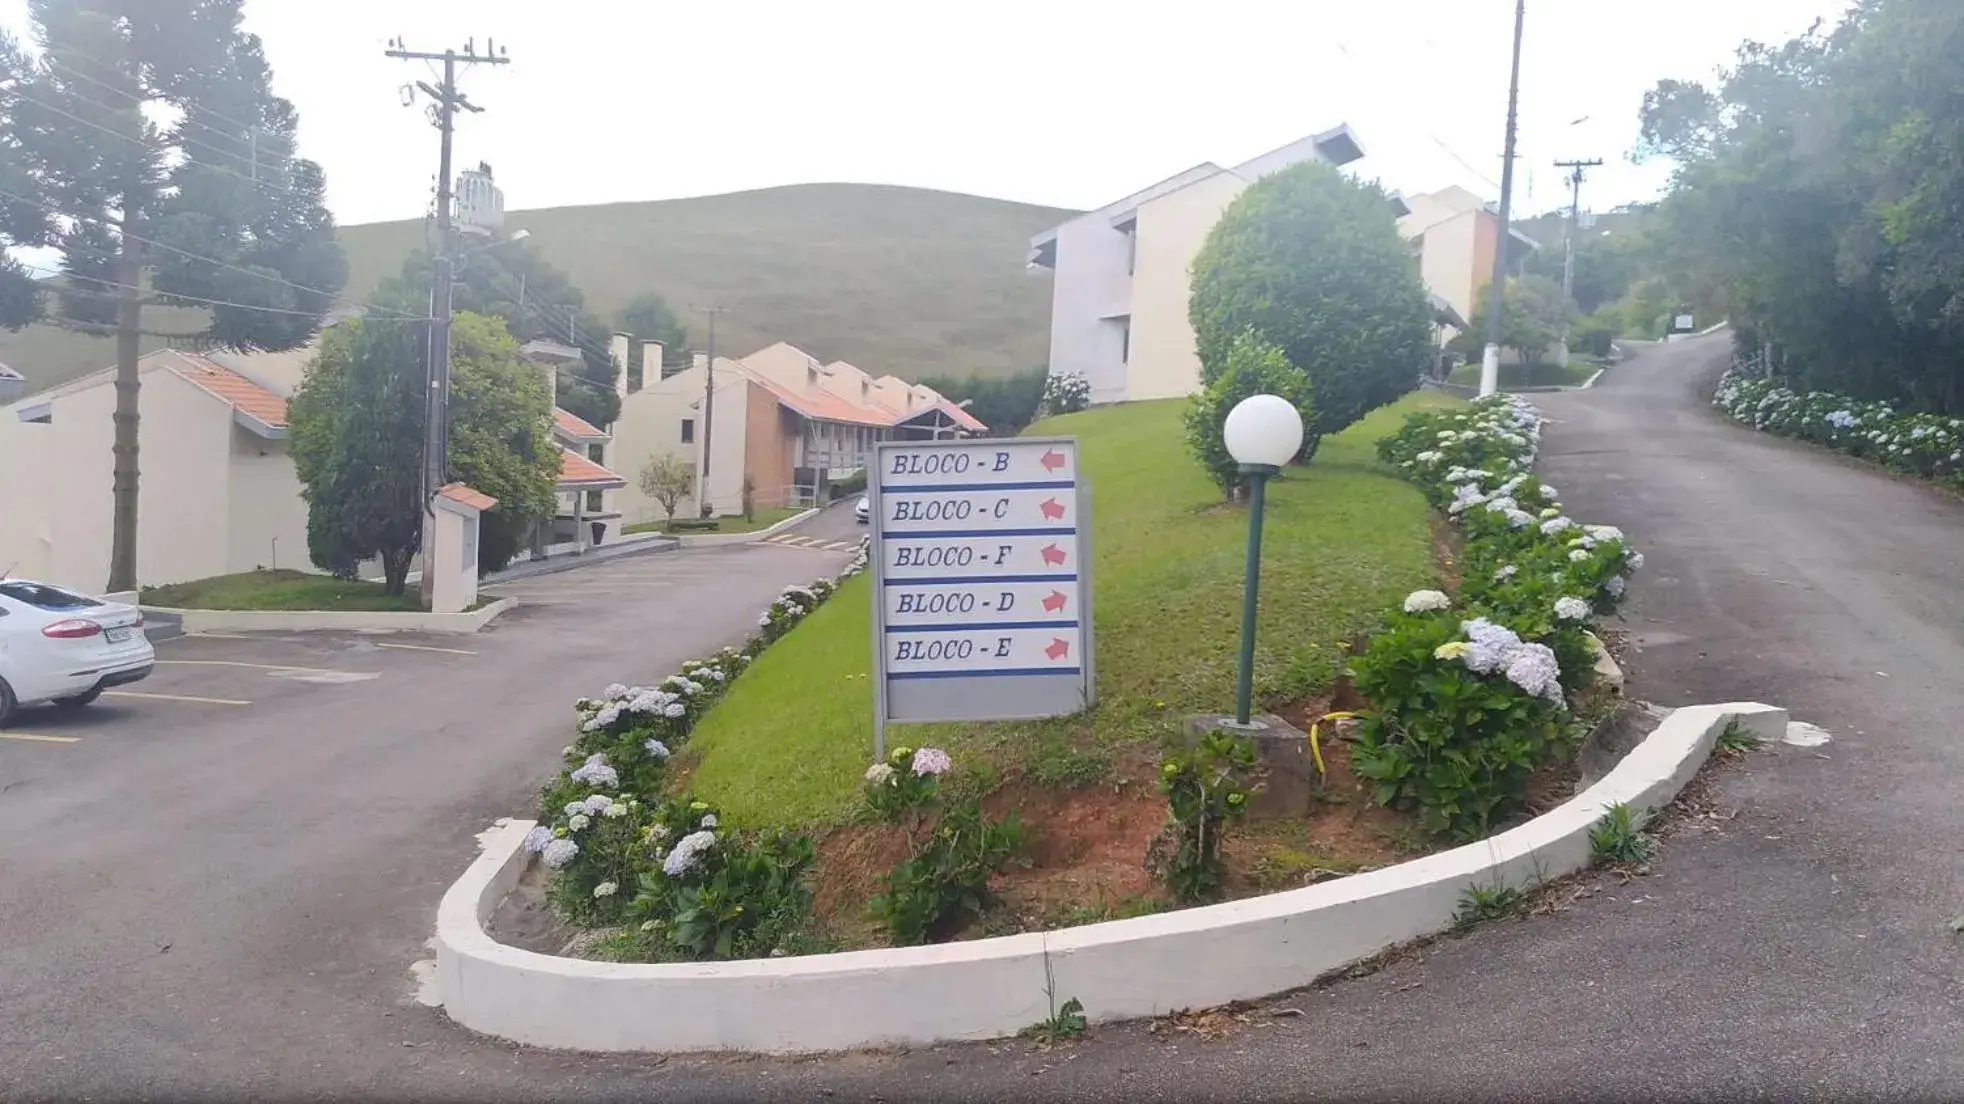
[869,436,1094,735]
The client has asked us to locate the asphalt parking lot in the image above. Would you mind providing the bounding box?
[0,539,857,1102]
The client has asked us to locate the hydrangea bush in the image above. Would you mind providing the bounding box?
[861,745,1025,946]
[1713,368,1964,488]
[1358,395,1644,839]
[524,539,871,957]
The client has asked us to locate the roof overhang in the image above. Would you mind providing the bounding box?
[557,475,628,491]
[15,401,51,423]
[1387,193,1413,218]
[1312,124,1366,167]
[1027,228,1058,269]
[1429,294,1470,332]
[233,408,288,439]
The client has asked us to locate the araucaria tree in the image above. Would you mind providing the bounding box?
[1189,161,1432,462]
[1,0,346,590]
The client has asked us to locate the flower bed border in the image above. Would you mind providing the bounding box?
[434,700,1785,1054]
[141,596,514,636]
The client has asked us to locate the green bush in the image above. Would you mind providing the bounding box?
[627,796,818,960]
[1146,730,1259,902]
[1041,370,1090,416]
[1189,160,1433,462]
[869,800,1024,945]
[1182,330,1314,496]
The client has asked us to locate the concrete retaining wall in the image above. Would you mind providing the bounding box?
[434,701,1785,1054]
[143,596,514,636]
[670,507,822,548]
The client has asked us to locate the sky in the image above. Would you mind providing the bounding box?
[3,0,1856,226]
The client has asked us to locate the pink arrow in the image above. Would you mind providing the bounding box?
[1041,590,1067,613]
[1040,449,1066,472]
[1039,497,1066,521]
[1040,543,1067,567]
[1044,637,1071,661]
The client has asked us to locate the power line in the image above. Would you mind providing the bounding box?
[40,52,262,148]
[0,182,423,320]
[16,261,427,320]
[1327,38,1502,194]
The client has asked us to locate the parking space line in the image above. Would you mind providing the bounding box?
[0,731,81,744]
[374,642,476,656]
[155,659,347,674]
[180,632,263,641]
[105,690,251,706]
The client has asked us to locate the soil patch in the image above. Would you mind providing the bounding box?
[484,859,576,955]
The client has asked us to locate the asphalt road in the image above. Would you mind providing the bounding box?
[11,343,1964,1101]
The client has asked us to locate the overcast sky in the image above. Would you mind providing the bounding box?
[4,0,1854,226]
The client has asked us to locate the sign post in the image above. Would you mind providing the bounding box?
[867,436,1093,759]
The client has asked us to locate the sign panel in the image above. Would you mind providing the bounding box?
[869,437,1093,732]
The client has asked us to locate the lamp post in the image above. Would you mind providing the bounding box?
[1222,394,1305,726]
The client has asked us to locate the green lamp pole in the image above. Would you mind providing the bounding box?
[1221,394,1305,727]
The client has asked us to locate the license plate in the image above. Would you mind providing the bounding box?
[105,627,135,643]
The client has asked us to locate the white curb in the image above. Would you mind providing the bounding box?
[433,701,1785,1053]
[142,596,514,636]
[657,507,824,548]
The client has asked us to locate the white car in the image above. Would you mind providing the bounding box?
[0,578,153,725]
[854,496,870,525]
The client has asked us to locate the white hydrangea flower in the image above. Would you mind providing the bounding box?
[592,881,619,899]
[700,814,719,829]
[522,826,555,853]
[1627,550,1644,570]
[1506,509,1535,529]
[601,802,629,819]
[1403,589,1451,613]
[1605,575,1627,598]
[643,738,671,759]
[1541,516,1575,535]
[1539,484,1559,499]
[911,747,953,776]
[1494,564,1519,581]
[1460,617,1524,675]
[541,838,579,869]
[662,830,718,877]
[563,801,588,818]
[865,762,896,785]
[1584,525,1624,543]
[600,683,629,700]
[1554,597,1591,621]
[567,813,591,832]
[664,702,686,718]
[570,754,619,789]
[1504,642,1566,705]
[1569,549,1591,563]
[582,795,614,815]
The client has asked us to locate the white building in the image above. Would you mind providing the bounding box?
[1027,125,1372,405]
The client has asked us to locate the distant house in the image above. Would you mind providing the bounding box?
[1029,124,1403,405]
[0,362,23,403]
[1396,186,1540,345]
[609,340,983,525]
[0,334,633,591]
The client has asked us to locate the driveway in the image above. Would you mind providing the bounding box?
[0,542,853,1102]
[12,340,1964,1101]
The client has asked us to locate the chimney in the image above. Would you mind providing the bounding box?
[640,341,662,388]
[693,351,709,374]
[609,332,631,397]
[541,362,557,407]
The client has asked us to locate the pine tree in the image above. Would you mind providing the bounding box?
[2,0,346,590]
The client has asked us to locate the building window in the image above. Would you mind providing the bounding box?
[680,418,695,444]
[1126,227,1137,275]
[1120,318,1131,364]
[587,442,604,462]
[584,489,603,513]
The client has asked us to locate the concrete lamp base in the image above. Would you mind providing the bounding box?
[1186,712,1318,818]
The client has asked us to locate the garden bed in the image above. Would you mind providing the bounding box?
[140,568,421,611]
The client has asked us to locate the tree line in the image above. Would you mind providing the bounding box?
[1641,0,1964,411]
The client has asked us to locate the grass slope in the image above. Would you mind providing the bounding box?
[4,183,1067,396]
[684,391,1461,828]
[140,569,420,612]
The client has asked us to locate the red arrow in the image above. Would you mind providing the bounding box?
[1041,590,1067,613]
[1040,543,1067,567]
[1040,449,1066,472]
[1044,637,1071,661]
[1039,497,1066,520]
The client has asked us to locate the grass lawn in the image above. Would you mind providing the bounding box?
[139,569,423,612]
[1447,360,1596,389]
[622,506,805,536]
[683,390,1463,829]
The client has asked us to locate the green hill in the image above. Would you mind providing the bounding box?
[2,183,1068,395]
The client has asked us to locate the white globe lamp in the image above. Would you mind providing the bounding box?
[1222,393,1305,472]
[1220,393,1302,726]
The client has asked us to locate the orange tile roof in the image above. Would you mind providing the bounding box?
[557,446,627,488]
[437,482,499,512]
[746,371,898,428]
[171,353,289,428]
[552,406,608,440]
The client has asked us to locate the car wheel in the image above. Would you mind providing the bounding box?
[0,678,15,727]
[53,687,103,709]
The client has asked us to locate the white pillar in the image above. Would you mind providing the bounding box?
[1479,344,1501,397]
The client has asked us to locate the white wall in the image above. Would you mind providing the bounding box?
[1044,212,1136,405]
[1126,171,1250,402]
[45,371,234,591]
[225,428,311,575]
[0,416,55,581]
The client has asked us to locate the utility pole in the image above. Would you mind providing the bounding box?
[1554,157,1603,367]
[694,306,728,516]
[1479,0,1528,398]
[387,35,509,604]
